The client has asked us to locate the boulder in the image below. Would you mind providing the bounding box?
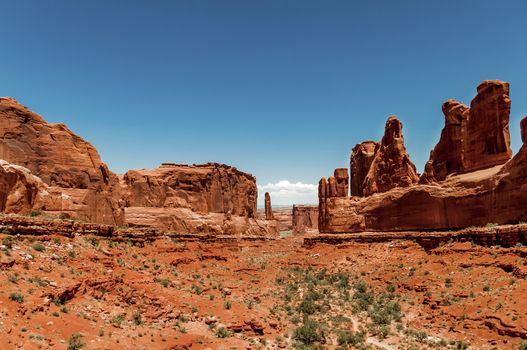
[0,160,46,214]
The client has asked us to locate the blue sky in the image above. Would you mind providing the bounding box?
[1,1,526,205]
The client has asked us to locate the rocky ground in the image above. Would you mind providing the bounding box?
[1,226,527,350]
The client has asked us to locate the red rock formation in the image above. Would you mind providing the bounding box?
[422,80,512,182]
[0,160,45,214]
[334,168,349,197]
[363,116,419,195]
[350,141,378,196]
[319,101,527,233]
[462,80,512,172]
[521,116,527,144]
[269,206,293,232]
[121,163,277,235]
[0,98,115,190]
[422,100,468,182]
[121,163,257,217]
[264,192,274,220]
[0,97,124,225]
[318,177,328,229]
[0,98,277,236]
[292,205,318,234]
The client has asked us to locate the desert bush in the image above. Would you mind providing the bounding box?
[67,333,85,350]
[32,242,45,252]
[132,310,143,325]
[215,327,231,338]
[9,292,24,303]
[293,318,322,345]
[337,330,365,346]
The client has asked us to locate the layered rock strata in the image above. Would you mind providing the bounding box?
[292,205,318,234]
[319,81,527,233]
[0,98,277,236]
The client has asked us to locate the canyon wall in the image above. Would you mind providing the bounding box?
[319,80,527,233]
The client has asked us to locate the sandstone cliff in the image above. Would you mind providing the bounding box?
[363,116,419,195]
[292,205,318,234]
[350,141,378,196]
[0,97,124,225]
[0,98,277,236]
[422,80,512,182]
[319,81,527,233]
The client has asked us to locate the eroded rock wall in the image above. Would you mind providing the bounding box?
[350,141,378,196]
[319,81,527,233]
[363,117,419,195]
[292,205,318,234]
[0,98,276,236]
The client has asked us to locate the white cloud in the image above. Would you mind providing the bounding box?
[257,180,318,206]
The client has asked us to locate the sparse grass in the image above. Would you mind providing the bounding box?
[111,314,126,326]
[156,278,170,288]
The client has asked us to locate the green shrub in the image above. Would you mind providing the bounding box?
[456,340,469,350]
[293,318,322,344]
[9,292,24,303]
[337,330,365,345]
[298,297,320,315]
[352,281,374,312]
[67,333,85,350]
[132,310,143,325]
[216,327,231,338]
[32,243,45,252]
[111,314,125,326]
[520,341,527,350]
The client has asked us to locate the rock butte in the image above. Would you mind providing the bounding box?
[0,97,277,236]
[319,80,527,233]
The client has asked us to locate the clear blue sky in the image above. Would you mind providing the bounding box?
[1,1,526,205]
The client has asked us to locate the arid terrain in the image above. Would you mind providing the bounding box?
[2,80,527,350]
[1,217,526,350]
